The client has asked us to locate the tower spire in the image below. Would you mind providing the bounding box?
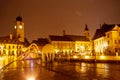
[84,24,90,40]
[16,12,22,21]
[85,24,89,31]
[16,16,22,21]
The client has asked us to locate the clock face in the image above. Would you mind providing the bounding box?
[19,25,22,29]
[14,25,17,29]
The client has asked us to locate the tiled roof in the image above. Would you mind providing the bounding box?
[49,35,90,41]
[93,24,120,40]
[0,35,30,46]
[65,35,90,41]
[49,35,73,41]
[32,38,49,46]
[22,38,30,47]
[0,36,21,44]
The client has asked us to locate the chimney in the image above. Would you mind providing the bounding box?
[10,34,12,39]
[63,29,65,36]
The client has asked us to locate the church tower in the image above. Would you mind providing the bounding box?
[14,16,24,42]
[84,25,90,39]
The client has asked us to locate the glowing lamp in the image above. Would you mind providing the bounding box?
[73,55,78,59]
[85,55,90,59]
[27,76,35,80]
[100,55,105,59]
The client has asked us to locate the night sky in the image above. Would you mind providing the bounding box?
[0,0,120,42]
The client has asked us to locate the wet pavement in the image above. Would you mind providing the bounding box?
[1,59,120,80]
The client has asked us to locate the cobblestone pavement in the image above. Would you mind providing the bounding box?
[1,59,120,80]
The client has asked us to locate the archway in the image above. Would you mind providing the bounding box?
[42,44,55,62]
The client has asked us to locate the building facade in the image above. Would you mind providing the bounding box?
[48,35,75,54]
[0,16,29,56]
[48,26,92,55]
[0,35,24,56]
[93,24,120,55]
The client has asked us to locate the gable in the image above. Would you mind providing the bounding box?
[93,24,120,40]
[112,25,120,31]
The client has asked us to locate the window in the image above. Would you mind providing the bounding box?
[118,40,120,43]
[12,51,14,55]
[108,40,110,45]
[19,46,21,49]
[115,48,118,52]
[4,45,6,49]
[9,46,10,49]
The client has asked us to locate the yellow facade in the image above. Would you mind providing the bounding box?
[75,41,92,55]
[49,25,92,55]
[50,40,92,55]
[93,24,120,55]
[106,25,120,53]
[94,37,107,55]
[0,43,23,56]
[0,16,26,56]
[51,41,75,54]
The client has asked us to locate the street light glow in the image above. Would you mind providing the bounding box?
[85,55,90,59]
[73,55,78,59]
[100,55,105,59]
[27,76,35,80]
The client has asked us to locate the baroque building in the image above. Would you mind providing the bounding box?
[48,35,75,54]
[47,25,92,55]
[32,25,92,56]
[0,16,29,56]
[93,24,120,55]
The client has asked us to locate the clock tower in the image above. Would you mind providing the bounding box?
[14,16,24,42]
